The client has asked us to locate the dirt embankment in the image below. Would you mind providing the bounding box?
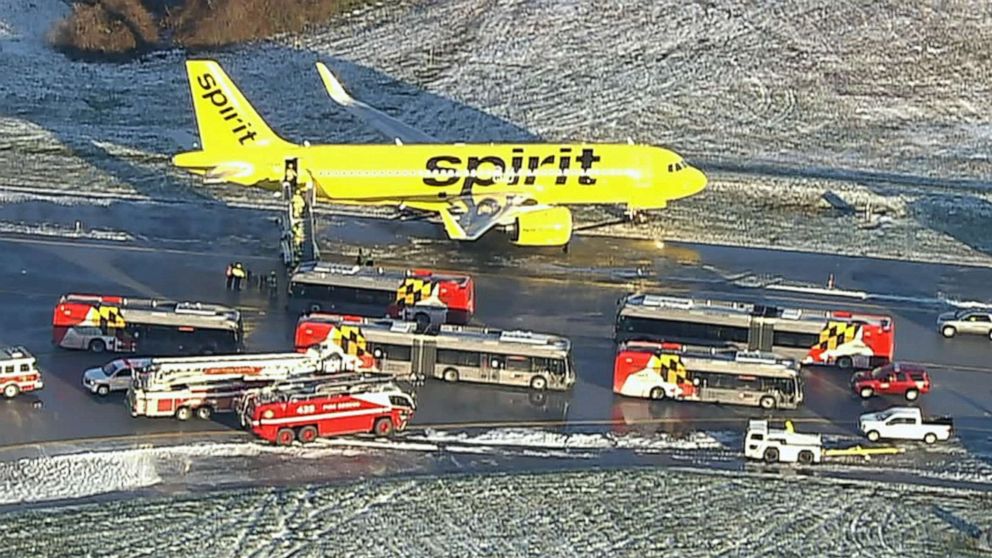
[47,0,368,59]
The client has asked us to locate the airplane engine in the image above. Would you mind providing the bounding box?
[509,207,573,247]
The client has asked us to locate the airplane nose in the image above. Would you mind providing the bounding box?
[683,166,707,198]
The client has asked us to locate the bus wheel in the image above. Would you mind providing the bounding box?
[275,428,295,446]
[798,450,815,465]
[175,406,193,421]
[649,387,666,401]
[297,425,318,444]
[88,339,106,353]
[530,376,548,391]
[196,406,213,420]
[442,368,459,383]
[373,417,394,437]
[759,396,776,410]
[2,384,19,399]
[836,356,853,370]
[763,447,780,463]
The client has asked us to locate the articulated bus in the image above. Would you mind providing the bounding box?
[288,261,475,326]
[52,294,243,355]
[295,313,575,391]
[614,341,803,410]
[615,294,894,369]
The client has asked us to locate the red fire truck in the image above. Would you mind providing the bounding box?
[238,375,416,445]
[127,346,371,420]
[615,294,895,369]
[288,261,475,326]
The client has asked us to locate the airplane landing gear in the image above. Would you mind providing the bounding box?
[625,210,649,225]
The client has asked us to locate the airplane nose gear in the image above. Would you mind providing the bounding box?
[625,210,649,225]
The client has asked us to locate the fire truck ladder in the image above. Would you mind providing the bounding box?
[280,157,320,269]
[267,373,398,398]
[147,355,323,386]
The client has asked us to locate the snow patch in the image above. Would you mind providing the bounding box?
[0,448,160,505]
[0,441,359,505]
[0,221,131,241]
[415,428,731,452]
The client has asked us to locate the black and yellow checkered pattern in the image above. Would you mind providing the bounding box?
[96,306,126,329]
[331,325,367,357]
[651,354,688,385]
[395,278,434,307]
[817,321,860,351]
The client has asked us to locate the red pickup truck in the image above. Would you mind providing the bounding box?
[851,363,930,401]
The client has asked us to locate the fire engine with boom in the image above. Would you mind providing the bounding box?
[238,374,416,445]
[127,344,372,420]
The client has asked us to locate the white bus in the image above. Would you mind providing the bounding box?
[614,341,803,410]
[296,314,575,391]
[615,293,895,369]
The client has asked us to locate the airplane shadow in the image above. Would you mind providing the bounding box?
[0,38,538,209]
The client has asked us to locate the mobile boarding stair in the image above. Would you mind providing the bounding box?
[280,157,320,269]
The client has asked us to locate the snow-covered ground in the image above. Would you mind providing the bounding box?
[1,1,992,265]
[3,427,992,508]
[2,460,990,557]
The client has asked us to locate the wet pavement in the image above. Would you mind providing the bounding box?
[1,199,992,463]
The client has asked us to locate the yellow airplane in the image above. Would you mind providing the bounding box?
[172,60,707,247]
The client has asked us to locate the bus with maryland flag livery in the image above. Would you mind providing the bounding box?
[52,294,243,355]
[295,313,574,391]
[615,294,894,370]
[288,261,474,327]
[613,341,803,410]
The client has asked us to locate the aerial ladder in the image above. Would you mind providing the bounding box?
[280,157,320,269]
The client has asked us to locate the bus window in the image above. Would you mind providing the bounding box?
[370,342,412,362]
[437,349,481,367]
[619,316,747,344]
[771,330,819,348]
[506,356,531,372]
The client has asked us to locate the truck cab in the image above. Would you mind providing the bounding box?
[83,357,151,396]
[859,406,953,444]
[744,419,822,464]
[851,362,930,401]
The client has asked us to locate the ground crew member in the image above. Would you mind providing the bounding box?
[232,262,246,291]
[225,263,235,290]
[266,271,279,297]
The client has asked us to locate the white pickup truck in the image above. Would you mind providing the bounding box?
[859,406,953,444]
[744,419,822,464]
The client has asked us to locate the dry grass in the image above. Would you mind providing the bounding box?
[49,0,368,57]
[48,0,158,55]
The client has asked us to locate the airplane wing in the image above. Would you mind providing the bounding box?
[315,62,437,145]
[436,195,546,241]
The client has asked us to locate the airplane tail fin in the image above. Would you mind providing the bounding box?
[183,59,290,152]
